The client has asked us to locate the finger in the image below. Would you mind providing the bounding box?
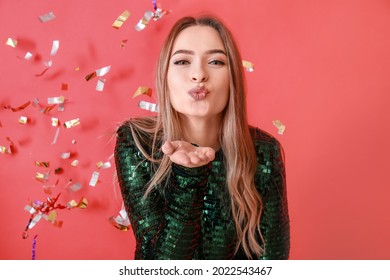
[161,141,174,155]
[204,148,216,161]
[189,153,201,165]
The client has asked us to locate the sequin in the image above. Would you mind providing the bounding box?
[115,121,290,259]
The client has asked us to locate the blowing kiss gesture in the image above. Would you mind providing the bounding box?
[162,140,215,168]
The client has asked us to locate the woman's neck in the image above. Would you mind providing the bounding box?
[179,115,222,150]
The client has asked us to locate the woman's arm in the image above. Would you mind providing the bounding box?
[254,132,290,260]
[115,123,210,259]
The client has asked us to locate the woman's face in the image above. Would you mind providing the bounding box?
[167,25,230,121]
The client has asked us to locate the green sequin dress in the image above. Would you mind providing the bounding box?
[115,121,290,260]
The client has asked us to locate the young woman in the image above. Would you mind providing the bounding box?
[115,15,290,259]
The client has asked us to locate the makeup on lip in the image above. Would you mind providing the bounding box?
[188,86,209,101]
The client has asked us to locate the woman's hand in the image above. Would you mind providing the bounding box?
[162,140,215,168]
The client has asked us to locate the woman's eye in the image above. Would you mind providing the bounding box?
[209,60,225,65]
[173,60,189,65]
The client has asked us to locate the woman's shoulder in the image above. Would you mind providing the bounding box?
[249,125,285,160]
[249,126,281,146]
[116,116,161,154]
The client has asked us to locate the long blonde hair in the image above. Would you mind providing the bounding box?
[128,15,263,258]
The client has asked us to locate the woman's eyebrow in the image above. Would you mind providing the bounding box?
[171,49,227,57]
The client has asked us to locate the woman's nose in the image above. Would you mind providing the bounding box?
[191,63,208,82]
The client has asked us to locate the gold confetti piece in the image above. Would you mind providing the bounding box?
[61,83,68,90]
[133,86,152,98]
[71,139,76,144]
[0,146,8,154]
[5,38,18,48]
[138,100,159,112]
[47,211,57,223]
[51,118,59,127]
[50,40,59,56]
[69,182,82,192]
[70,160,79,166]
[109,207,130,231]
[35,161,50,168]
[75,66,80,71]
[39,12,56,23]
[64,118,80,128]
[19,116,28,124]
[24,52,33,60]
[242,60,254,72]
[96,161,111,169]
[273,120,286,135]
[89,171,99,187]
[35,172,49,182]
[1,137,15,154]
[135,11,154,31]
[112,10,131,29]
[48,96,65,104]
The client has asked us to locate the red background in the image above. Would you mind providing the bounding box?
[1,0,390,260]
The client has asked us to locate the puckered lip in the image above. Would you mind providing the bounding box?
[188,86,209,101]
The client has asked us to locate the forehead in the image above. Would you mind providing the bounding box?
[172,25,226,52]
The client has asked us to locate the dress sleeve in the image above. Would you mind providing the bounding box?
[114,123,210,259]
[256,136,290,260]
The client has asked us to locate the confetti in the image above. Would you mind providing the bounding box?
[64,118,80,128]
[138,100,159,112]
[85,66,111,91]
[5,38,18,48]
[19,116,28,125]
[1,137,15,154]
[24,52,33,60]
[135,11,154,31]
[96,161,111,169]
[121,39,128,48]
[51,127,60,145]
[273,120,286,135]
[35,161,50,168]
[61,83,68,91]
[89,171,99,187]
[35,172,49,182]
[35,68,50,77]
[4,101,31,112]
[96,65,111,77]
[70,160,79,166]
[39,12,56,23]
[67,197,88,209]
[48,96,65,105]
[69,182,82,192]
[242,60,254,72]
[96,78,106,91]
[32,235,38,260]
[54,167,63,174]
[133,86,152,98]
[109,206,130,231]
[51,118,59,127]
[50,40,59,56]
[60,152,70,159]
[112,10,131,29]
[22,193,87,239]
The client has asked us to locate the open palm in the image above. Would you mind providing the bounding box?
[161,140,215,168]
